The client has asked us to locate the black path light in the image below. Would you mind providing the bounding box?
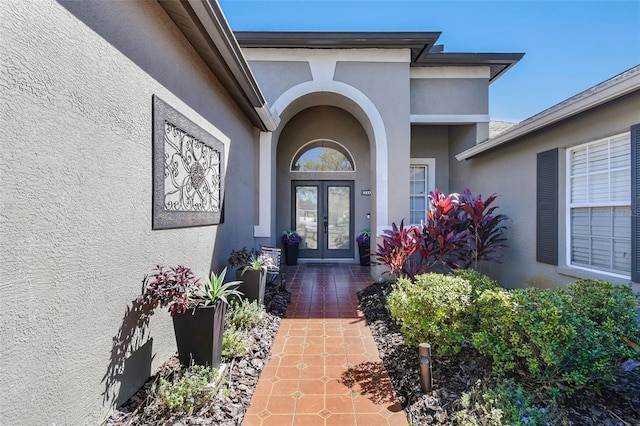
[419,343,433,392]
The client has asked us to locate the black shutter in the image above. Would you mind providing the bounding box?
[631,124,640,282]
[537,148,558,265]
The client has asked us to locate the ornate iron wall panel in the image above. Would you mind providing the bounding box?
[152,95,225,229]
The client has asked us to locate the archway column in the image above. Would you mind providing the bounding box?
[254,131,273,238]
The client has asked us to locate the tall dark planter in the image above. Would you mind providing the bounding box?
[284,243,299,265]
[172,303,226,368]
[236,269,266,305]
[358,243,371,266]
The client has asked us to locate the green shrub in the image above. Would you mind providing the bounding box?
[226,299,265,331]
[156,365,221,412]
[452,378,558,426]
[388,271,499,354]
[221,299,264,361]
[566,279,640,358]
[222,326,254,360]
[473,283,640,398]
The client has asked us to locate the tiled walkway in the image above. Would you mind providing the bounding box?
[242,264,408,426]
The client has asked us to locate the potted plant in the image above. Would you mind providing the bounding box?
[228,249,274,305]
[356,230,371,266]
[137,265,242,368]
[281,229,302,265]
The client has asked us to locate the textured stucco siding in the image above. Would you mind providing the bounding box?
[410,125,450,195]
[450,92,640,290]
[247,60,313,106]
[0,1,258,424]
[334,61,411,226]
[410,78,489,115]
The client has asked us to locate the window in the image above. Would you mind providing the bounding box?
[409,158,435,224]
[291,140,355,171]
[567,133,631,276]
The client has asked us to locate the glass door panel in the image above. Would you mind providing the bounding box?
[295,186,318,250]
[293,181,353,259]
[327,186,350,250]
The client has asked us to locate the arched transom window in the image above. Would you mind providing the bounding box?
[291,140,355,172]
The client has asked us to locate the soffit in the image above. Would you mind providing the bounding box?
[158,0,276,131]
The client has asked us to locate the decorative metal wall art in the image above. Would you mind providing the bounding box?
[152,95,225,229]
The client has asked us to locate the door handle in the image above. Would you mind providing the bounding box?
[323,216,328,234]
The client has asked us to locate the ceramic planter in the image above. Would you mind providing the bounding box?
[236,268,266,305]
[172,303,226,368]
[284,243,299,265]
[358,243,370,266]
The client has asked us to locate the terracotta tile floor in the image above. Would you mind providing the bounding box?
[242,264,408,426]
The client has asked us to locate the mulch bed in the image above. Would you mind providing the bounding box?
[357,280,640,426]
[103,283,291,426]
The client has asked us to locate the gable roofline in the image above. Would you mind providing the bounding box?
[158,0,277,131]
[235,31,524,82]
[456,65,640,161]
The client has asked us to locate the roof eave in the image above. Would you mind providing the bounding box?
[235,31,442,49]
[413,52,525,82]
[158,0,277,131]
[456,66,640,161]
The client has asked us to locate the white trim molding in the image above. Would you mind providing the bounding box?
[411,114,490,124]
[410,66,490,79]
[254,131,273,238]
[268,80,390,237]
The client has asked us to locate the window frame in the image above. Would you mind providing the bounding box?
[564,132,631,279]
[409,158,436,225]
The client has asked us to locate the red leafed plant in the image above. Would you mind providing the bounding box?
[374,220,426,279]
[458,187,509,269]
[424,189,470,269]
[375,187,508,280]
[137,265,201,314]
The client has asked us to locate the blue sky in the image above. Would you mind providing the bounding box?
[219,0,640,122]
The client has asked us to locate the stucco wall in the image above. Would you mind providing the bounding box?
[451,92,640,290]
[275,106,371,258]
[334,61,411,226]
[0,1,259,424]
[247,61,312,106]
[410,78,489,115]
[410,125,450,195]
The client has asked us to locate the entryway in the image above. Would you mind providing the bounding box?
[292,180,354,260]
[241,264,408,426]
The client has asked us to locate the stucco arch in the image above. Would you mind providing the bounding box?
[267,80,389,236]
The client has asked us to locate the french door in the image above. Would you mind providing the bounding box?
[292,180,354,259]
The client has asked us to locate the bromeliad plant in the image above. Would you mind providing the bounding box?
[190,267,243,307]
[375,187,508,280]
[240,253,275,275]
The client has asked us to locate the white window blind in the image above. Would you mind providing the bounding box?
[568,133,631,275]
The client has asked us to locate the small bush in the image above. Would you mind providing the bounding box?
[156,365,221,412]
[226,299,265,331]
[222,326,254,360]
[388,271,499,354]
[473,283,640,398]
[452,378,558,426]
[566,279,640,358]
[221,299,265,361]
